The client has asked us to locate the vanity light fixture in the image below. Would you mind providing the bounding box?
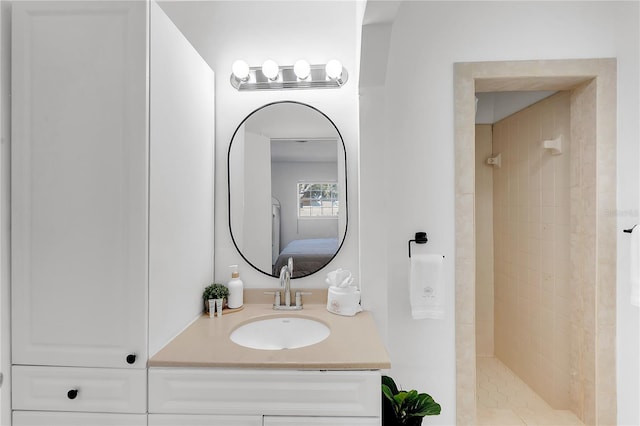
[293,59,311,80]
[325,59,344,83]
[230,59,349,91]
[261,59,280,81]
[231,59,250,81]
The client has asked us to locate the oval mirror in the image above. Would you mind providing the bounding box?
[228,101,347,278]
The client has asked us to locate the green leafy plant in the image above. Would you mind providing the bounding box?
[202,283,229,312]
[382,375,441,425]
[203,283,229,300]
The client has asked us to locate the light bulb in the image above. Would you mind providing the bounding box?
[325,59,343,80]
[261,59,279,80]
[231,59,250,81]
[293,59,311,80]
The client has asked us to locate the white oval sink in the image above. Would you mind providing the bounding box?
[230,317,330,350]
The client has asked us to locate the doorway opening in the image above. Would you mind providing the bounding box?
[454,59,617,426]
[475,90,583,425]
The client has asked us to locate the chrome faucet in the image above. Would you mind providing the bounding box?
[280,257,293,307]
[265,257,311,310]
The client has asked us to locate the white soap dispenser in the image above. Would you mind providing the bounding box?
[227,265,244,309]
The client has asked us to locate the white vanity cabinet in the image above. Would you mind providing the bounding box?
[148,415,379,426]
[13,412,147,426]
[11,0,214,423]
[263,417,380,425]
[148,415,263,426]
[148,368,381,424]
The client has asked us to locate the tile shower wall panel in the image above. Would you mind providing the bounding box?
[493,92,572,410]
[475,125,494,357]
[569,81,598,425]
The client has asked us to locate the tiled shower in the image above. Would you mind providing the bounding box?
[475,92,584,419]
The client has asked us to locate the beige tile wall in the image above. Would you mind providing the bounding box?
[475,124,494,357]
[492,92,573,409]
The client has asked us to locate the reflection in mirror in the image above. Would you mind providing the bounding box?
[228,101,347,278]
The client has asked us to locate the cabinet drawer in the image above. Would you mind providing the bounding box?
[264,417,380,425]
[13,411,147,426]
[149,368,380,417]
[149,414,262,426]
[12,366,147,413]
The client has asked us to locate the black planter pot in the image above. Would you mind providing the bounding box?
[382,418,424,426]
[382,397,425,426]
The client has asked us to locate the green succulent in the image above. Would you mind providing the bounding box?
[202,283,229,301]
[382,375,441,425]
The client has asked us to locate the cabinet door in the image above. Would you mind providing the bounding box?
[11,1,148,368]
[263,417,380,426]
[13,411,147,426]
[149,414,262,426]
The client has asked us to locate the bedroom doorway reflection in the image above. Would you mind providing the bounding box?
[228,101,348,278]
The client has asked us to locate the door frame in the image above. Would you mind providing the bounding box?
[454,58,617,425]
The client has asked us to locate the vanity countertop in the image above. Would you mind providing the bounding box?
[148,302,391,370]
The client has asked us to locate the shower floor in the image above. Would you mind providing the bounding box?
[476,357,584,425]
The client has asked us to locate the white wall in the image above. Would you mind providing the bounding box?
[475,90,556,124]
[359,21,395,344]
[360,1,639,425]
[148,2,215,356]
[0,1,8,423]
[159,0,362,287]
[242,131,272,272]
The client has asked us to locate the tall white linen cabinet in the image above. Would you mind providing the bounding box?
[10,1,215,424]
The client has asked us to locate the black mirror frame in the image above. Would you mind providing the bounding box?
[227,100,348,279]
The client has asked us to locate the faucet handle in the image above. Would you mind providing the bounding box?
[295,291,312,307]
[264,291,281,306]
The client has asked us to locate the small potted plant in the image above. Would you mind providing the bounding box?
[382,375,441,425]
[202,283,229,314]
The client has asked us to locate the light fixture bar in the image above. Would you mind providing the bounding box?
[230,63,348,91]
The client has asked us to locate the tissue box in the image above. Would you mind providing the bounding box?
[327,286,362,316]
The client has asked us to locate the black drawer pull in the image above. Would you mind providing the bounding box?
[67,389,78,400]
[126,353,137,364]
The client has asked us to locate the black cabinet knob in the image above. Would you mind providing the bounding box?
[67,389,78,400]
[126,353,137,364]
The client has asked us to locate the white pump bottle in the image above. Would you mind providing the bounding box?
[227,265,244,309]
